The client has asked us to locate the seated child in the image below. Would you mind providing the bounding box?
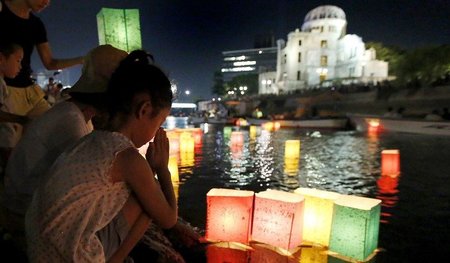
[26,50,178,262]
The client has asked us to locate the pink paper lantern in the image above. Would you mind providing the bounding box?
[381,149,400,177]
[206,188,255,243]
[252,189,305,250]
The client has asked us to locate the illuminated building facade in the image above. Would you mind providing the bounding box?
[260,5,388,94]
[221,47,278,82]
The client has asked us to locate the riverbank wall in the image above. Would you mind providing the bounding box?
[235,85,450,119]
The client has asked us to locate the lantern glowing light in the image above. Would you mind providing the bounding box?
[381,149,400,177]
[329,195,381,261]
[284,140,300,159]
[249,125,258,139]
[252,190,304,250]
[206,188,255,244]
[294,188,341,247]
[284,157,299,176]
[96,8,142,52]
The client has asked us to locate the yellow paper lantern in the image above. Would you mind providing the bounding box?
[249,125,258,139]
[206,188,255,244]
[285,140,300,159]
[168,156,179,182]
[252,189,305,250]
[294,188,341,247]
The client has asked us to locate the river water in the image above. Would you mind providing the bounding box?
[167,121,450,262]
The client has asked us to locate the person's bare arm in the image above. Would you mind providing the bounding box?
[36,42,84,70]
[116,148,177,229]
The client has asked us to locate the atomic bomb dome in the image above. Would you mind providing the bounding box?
[258,5,389,95]
[304,5,346,22]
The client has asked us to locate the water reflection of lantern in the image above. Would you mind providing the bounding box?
[329,195,381,261]
[249,125,258,139]
[284,157,299,176]
[192,128,203,146]
[381,149,400,177]
[294,188,341,247]
[206,188,255,244]
[285,140,300,159]
[230,131,244,146]
[223,126,232,139]
[179,132,194,153]
[250,243,298,262]
[168,156,179,182]
[231,144,243,160]
[376,175,399,224]
[206,242,250,263]
[179,150,195,168]
[299,246,328,263]
[252,190,304,250]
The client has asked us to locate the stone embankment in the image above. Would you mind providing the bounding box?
[242,85,450,119]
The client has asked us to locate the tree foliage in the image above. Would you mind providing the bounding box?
[226,74,259,95]
[394,45,450,88]
[366,42,404,75]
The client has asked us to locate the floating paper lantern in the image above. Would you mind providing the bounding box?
[252,190,304,250]
[285,140,300,159]
[167,131,180,154]
[250,243,297,262]
[381,149,400,177]
[329,195,381,261]
[206,188,255,243]
[300,246,328,263]
[294,188,341,247]
[96,8,142,52]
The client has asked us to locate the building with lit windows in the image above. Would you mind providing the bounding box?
[221,47,278,82]
[259,5,388,94]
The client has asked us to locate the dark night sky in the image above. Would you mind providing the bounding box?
[31,0,450,99]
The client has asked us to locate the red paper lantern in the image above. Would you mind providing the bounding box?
[206,188,255,243]
[381,149,400,177]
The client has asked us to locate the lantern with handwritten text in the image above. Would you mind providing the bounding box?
[252,190,304,250]
[206,188,255,243]
[294,188,341,247]
[96,8,142,52]
[381,149,400,177]
[329,195,381,261]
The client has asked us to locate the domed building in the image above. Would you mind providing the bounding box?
[259,5,388,94]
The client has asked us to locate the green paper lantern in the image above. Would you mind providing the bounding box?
[329,195,381,261]
[97,8,142,52]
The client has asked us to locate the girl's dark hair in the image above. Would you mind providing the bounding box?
[0,42,22,57]
[106,50,173,118]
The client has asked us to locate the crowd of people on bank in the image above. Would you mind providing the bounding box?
[1,0,203,262]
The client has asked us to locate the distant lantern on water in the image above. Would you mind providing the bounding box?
[252,189,304,250]
[284,140,300,159]
[96,8,142,52]
[329,194,381,261]
[179,132,194,153]
[381,149,400,177]
[206,188,255,244]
